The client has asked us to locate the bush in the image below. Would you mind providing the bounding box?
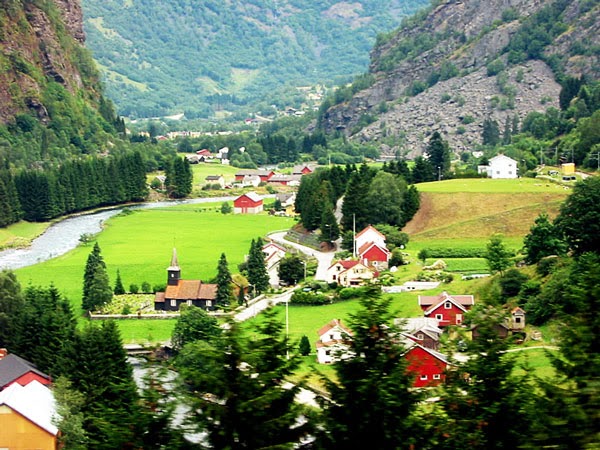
[141,281,152,293]
[337,287,367,301]
[290,291,331,306]
[129,283,139,294]
[486,59,505,76]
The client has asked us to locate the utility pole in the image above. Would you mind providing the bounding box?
[437,166,441,181]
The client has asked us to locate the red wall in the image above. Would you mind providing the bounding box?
[362,246,388,262]
[234,196,262,208]
[405,346,446,388]
[4,371,51,389]
[426,303,465,327]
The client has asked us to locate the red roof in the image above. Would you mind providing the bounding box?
[317,319,353,337]
[329,259,360,271]
[164,280,217,301]
[418,292,474,308]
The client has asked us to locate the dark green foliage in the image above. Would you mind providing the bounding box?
[220,201,232,214]
[11,152,148,223]
[299,335,311,356]
[278,254,305,285]
[422,247,488,258]
[436,306,534,449]
[389,248,405,267]
[320,203,340,243]
[247,238,270,294]
[53,376,88,450]
[176,310,311,449]
[374,224,409,249]
[482,117,500,146]
[62,321,141,449]
[530,253,600,448]
[82,243,112,311]
[171,305,221,351]
[0,170,22,227]
[365,171,407,227]
[129,283,139,294]
[12,284,77,376]
[165,156,193,199]
[425,131,451,177]
[498,268,529,298]
[523,213,567,264]
[0,270,23,348]
[316,285,424,449]
[555,176,600,255]
[412,155,435,183]
[340,164,376,231]
[290,291,330,305]
[113,269,125,295]
[215,253,234,307]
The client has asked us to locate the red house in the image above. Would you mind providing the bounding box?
[418,292,474,327]
[233,192,264,214]
[0,352,52,390]
[358,242,390,269]
[234,169,275,183]
[404,343,449,387]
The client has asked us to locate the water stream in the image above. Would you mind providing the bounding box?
[0,196,237,270]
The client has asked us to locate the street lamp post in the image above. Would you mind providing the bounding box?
[285,295,289,360]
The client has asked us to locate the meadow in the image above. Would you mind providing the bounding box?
[15,203,294,317]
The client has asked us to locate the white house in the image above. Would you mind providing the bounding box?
[484,154,518,179]
[316,319,353,364]
[262,241,287,287]
[354,225,386,254]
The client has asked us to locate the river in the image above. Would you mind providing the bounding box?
[0,196,238,270]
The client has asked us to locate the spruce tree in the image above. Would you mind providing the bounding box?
[247,238,270,294]
[215,253,234,307]
[177,311,311,449]
[63,321,141,449]
[320,202,340,243]
[113,269,126,295]
[317,285,424,448]
[425,131,451,176]
[0,270,23,349]
[82,243,112,311]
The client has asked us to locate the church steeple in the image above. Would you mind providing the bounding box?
[167,248,181,286]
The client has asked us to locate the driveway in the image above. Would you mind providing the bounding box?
[267,231,336,281]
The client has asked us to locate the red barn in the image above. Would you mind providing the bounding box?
[0,353,52,390]
[418,292,474,327]
[234,169,275,182]
[404,343,449,387]
[233,192,264,214]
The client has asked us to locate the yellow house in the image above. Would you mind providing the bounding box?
[561,162,575,174]
[0,380,58,450]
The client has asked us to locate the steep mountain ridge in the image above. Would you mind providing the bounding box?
[0,0,99,124]
[320,0,599,156]
[81,0,429,118]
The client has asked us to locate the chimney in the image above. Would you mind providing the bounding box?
[0,348,7,360]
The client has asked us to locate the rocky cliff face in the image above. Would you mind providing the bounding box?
[321,0,599,156]
[0,0,98,124]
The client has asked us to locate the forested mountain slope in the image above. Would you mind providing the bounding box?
[81,0,429,119]
[319,0,600,157]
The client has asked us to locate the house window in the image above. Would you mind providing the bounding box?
[206,300,212,307]
[456,314,463,324]
[435,314,443,321]
[170,299,176,307]
[420,375,428,380]
[330,334,334,340]
[416,333,424,340]
[325,350,331,356]
[433,374,441,380]
[444,302,452,309]
[186,300,192,306]
[515,317,521,323]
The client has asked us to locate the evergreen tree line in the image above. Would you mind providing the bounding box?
[1,152,148,224]
[295,163,420,237]
[164,155,193,198]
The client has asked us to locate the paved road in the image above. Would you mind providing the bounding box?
[232,289,294,322]
[267,231,336,281]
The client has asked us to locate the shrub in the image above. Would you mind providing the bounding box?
[290,291,331,306]
[141,281,152,293]
[129,283,139,294]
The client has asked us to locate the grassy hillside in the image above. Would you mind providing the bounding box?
[405,178,569,244]
[81,0,429,118]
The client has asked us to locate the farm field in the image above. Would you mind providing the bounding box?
[0,220,51,250]
[14,204,294,315]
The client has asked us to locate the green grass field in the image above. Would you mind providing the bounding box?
[15,205,294,313]
[0,221,51,249]
[416,178,571,193]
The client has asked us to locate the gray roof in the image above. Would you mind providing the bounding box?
[0,354,49,388]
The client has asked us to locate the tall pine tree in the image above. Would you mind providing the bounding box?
[215,253,234,307]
